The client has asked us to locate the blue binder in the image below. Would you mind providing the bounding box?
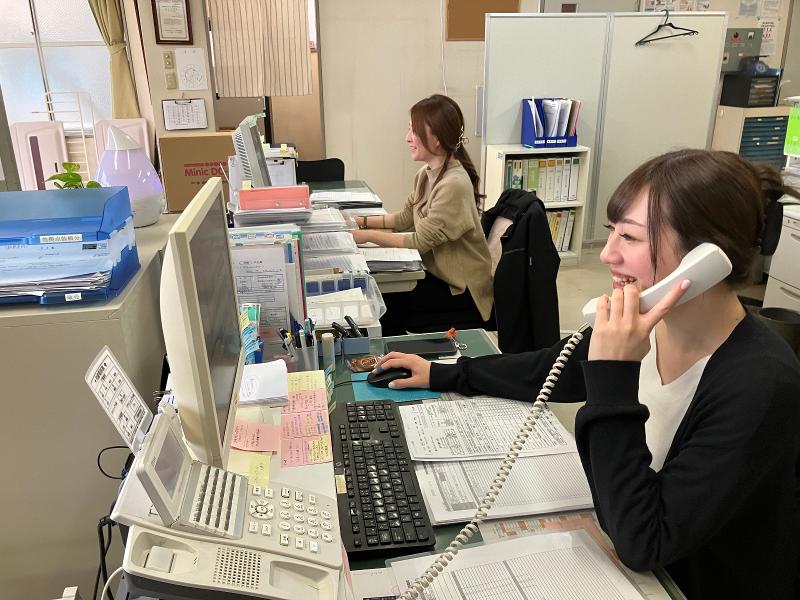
[521,98,578,149]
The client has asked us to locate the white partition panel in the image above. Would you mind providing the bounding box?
[483,14,609,149]
[483,12,726,241]
[593,13,726,238]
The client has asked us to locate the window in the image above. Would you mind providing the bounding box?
[0,0,111,130]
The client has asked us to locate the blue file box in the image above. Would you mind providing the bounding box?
[521,99,578,148]
[0,186,140,305]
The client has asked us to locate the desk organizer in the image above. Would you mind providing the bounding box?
[521,98,578,148]
[305,273,386,329]
[316,329,371,357]
[0,186,139,305]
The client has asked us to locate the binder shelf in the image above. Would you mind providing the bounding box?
[0,186,140,305]
[484,144,591,266]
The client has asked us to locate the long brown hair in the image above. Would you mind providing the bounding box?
[410,94,484,211]
[607,149,800,285]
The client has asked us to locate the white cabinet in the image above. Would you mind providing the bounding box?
[484,144,590,266]
[764,207,800,311]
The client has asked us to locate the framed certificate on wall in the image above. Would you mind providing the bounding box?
[152,0,193,45]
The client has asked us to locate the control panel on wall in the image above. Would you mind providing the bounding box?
[163,51,177,90]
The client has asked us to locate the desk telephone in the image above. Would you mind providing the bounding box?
[117,244,730,600]
[114,404,348,600]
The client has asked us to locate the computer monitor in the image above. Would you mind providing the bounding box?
[233,114,271,188]
[160,177,244,468]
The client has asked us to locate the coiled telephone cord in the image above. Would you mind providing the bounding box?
[398,328,586,599]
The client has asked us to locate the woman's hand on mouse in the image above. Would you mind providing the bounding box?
[588,280,690,362]
[374,352,431,389]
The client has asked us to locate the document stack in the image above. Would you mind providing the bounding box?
[0,186,140,305]
[300,207,353,234]
[309,189,382,209]
[358,246,423,272]
[522,97,581,148]
[231,185,312,226]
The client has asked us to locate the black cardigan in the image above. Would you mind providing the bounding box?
[481,189,560,352]
[430,314,800,599]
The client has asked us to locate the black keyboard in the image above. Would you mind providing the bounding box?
[331,400,435,556]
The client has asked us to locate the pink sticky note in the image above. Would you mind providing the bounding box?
[231,420,280,452]
[281,410,330,438]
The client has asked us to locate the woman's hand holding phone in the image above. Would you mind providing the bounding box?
[374,352,432,389]
[588,280,690,362]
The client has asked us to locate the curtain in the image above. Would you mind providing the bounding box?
[207,0,312,98]
[88,0,140,118]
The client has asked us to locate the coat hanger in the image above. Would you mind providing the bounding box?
[635,10,699,46]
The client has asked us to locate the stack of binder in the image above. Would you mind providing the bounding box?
[232,185,312,226]
[0,187,139,305]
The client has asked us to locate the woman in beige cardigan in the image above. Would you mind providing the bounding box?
[351,94,494,336]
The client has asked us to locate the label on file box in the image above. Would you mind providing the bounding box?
[40,233,83,243]
[65,293,82,302]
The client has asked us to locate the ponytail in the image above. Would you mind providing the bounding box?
[455,144,485,212]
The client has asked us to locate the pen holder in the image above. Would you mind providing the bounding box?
[295,345,320,372]
[341,329,371,355]
[521,99,578,148]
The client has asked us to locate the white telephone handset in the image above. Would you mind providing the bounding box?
[399,243,734,599]
[581,242,733,327]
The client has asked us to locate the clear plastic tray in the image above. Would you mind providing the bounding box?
[304,272,385,327]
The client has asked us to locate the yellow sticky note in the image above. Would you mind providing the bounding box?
[248,453,271,487]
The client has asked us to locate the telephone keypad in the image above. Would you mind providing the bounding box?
[244,482,339,566]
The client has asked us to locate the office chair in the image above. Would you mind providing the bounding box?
[295,158,345,183]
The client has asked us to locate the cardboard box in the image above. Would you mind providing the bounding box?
[158,132,234,212]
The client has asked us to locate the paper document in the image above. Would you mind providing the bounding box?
[229,245,290,339]
[529,99,544,137]
[415,453,593,524]
[301,208,350,233]
[358,246,422,272]
[162,99,207,130]
[389,530,645,600]
[85,346,152,452]
[303,231,359,255]
[479,512,673,599]
[304,253,369,273]
[351,567,399,600]
[310,190,382,208]
[542,99,561,137]
[399,395,576,460]
[557,98,572,136]
[238,360,289,406]
[231,420,280,452]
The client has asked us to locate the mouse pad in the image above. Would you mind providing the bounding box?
[350,372,441,403]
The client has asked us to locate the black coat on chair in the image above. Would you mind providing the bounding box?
[482,189,560,353]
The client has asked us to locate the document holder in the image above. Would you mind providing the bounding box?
[0,186,140,305]
[521,98,578,149]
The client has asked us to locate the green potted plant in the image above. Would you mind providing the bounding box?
[46,162,101,189]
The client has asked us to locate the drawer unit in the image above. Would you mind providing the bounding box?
[739,116,789,170]
[768,213,800,289]
[764,277,800,312]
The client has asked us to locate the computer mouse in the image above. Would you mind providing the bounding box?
[366,368,413,388]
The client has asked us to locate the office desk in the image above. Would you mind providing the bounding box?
[308,180,426,294]
[0,214,178,600]
[328,329,685,599]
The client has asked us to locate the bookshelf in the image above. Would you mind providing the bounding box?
[484,144,591,266]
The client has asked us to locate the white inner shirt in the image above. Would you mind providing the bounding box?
[638,330,711,471]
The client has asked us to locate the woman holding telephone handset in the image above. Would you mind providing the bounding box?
[376,150,800,599]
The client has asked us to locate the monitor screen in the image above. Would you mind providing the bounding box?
[160,177,244,467]
[154,428,185,500]
[189,195,241,442]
